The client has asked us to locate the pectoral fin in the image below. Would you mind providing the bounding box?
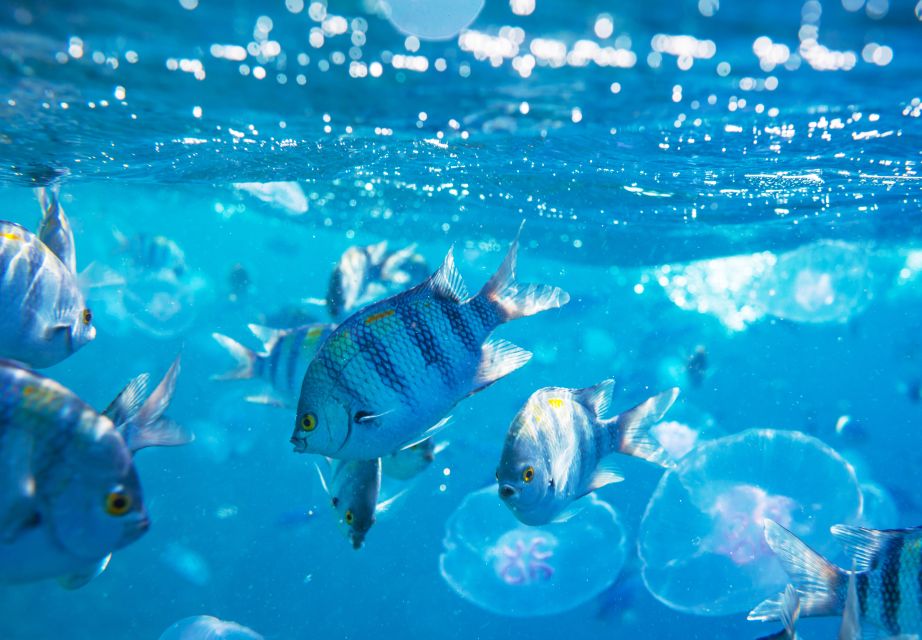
[58,554,111,590]
[583,458,625,495]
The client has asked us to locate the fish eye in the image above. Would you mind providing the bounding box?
[81,308,92,325]
[300,413,317,431]
[344,509,354,525]
[522,466,535,483]
[104,489,132,516]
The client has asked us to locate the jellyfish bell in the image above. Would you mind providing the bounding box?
[158,615,263,640]
[440,486,626,617]
[639,429,862,616]
[382,0,485,41]
[759,240,873,324]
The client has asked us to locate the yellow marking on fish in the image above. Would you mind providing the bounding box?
[0,232,23,242]
[547,398,564,409]
[364,309,395,325]
[307,327,324,338]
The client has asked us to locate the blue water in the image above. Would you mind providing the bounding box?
[2,0,922,637]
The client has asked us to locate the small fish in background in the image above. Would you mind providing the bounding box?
[227,262,251,304]
[834,415,869,447]
[496,380,679,526]
[0,188,95,368]
[685,345,709,388]
[0,356,192,588]
[756,584,801,640]
[292,224,569,460]
[233,181,308,216]
[160,541,210,586]
[259,304,321,329]
[382,437,449,481]
[314,458,404,550]
[324,240,430,320]
[113,229,187,281]
[212,323,335,407]
[903,379,922,404]
[158,615,264,640]
[749,519,922,637]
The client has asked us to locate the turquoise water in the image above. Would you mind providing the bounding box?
[1,0,922,637]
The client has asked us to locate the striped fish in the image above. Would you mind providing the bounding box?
[212,323,335,407]
[114,229,186,280]
[495,381,678,526]
[0,190,94,368]
[326,241,429,320]
[749,519,922,637]
[0,357,191,587]
[292,224,569,460]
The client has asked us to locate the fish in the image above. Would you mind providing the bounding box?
[749,519,922,637]
[686,344,708,388]
[382,437,449,481]
[113,229,187,280]
[495,380,678,525]
[314,458,403,550]
[212,323,335,407]
[325,240,430,320]
[292,224,569,460]
[0,356,192,587]
[756,584,801,639]
[0,192,95,368]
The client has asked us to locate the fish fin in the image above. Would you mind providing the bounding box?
[77,262,125,291]
[754,584,800,640]
[211,333,259,380]
[43,323,71,340]
[603,388,679,469]
[584,458,625,494]
[102,373,150,424]
[247,324,289,354]
[432,440,451,456]
[830,524,918,572]
[119,356,193,453]
[421,247,469,302]
[839,562,860,640]
[376,488,408,515]
[314,459,332,496]
[574,378,616,419]
[301,296,328,308]
[399,416,452,451]
[356,409,395,425]
[748,519,846,621]
[472,338,532,393]
[477,221,570,321]
[380,243,418,283]
[244,393,288,408]
[35,186,77,274]
[58,554,111,590]
[365,240,389,265]
[551,502,585,524]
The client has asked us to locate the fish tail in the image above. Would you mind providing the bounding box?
[749,520,847,622]
[118,355,192,453]
[35,185,59,220]
[602,388,679,468]
[477,221,569,322]
[211,332,259,380]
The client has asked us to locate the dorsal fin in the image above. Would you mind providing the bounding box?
[102,374,150,425]
[422,247,468,303]
[830,525,922,571]
[574,378,615,420]
[247,324,288,354]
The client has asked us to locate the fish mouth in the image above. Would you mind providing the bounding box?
[290,435,308,453]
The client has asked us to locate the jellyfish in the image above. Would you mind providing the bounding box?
[384,0,485,40]
[158,615,263,640]
[759,240,873,323]
[234,181,308,215]
[439,486,626,617]
[639,429,862,616]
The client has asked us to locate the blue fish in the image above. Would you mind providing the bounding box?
[292,225,569,460]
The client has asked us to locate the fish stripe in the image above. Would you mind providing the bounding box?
[364,309,395,325]
[402,300,450,382]
[858,572,871,618]
[441,300,479,354]
[354,324,406,394]
[269,336,283,384]
[881,535,904,634]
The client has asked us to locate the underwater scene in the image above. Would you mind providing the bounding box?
[1,0,922,638]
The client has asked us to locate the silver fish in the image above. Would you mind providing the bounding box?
[382,437,448,481]
[496,380,678,525]
[293,225,568,460]
[325,241,429,320]
[315,458,403,550]
[0,196,94,368]
[0,357,191,587]
[212,323,335,407]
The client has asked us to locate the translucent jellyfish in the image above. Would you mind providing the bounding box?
[440,486,626,617]
[161,542,211,586]
[158,615,263,640]
[759,240,873,323]
[384,0,485,40]
[639,429,862,616]
[233,181,308,215]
